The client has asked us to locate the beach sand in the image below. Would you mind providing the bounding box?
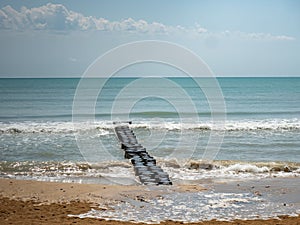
[0,178,299,225]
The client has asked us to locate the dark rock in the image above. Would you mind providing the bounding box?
[283,166,292,172]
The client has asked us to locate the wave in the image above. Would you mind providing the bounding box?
[0,118,299,134]
[1,160,299,183]
[0,121,110,135]
[159,159,300,181]
[130,119,300,131]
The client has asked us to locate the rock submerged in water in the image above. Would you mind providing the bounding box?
[77,163,92,171]
[187,161,214,170]
[163,160,181,168]
[270,165,292,172]
[283,166,292,172]
[7,128,22,133]
[271,166,282,172]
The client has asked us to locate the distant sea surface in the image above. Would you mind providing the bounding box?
[0,77,299,184]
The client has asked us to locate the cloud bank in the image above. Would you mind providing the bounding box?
[0,3,295,41]
[221,30,296,41]
[0,3,193,34]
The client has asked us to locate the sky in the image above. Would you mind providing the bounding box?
[0,0,299,77]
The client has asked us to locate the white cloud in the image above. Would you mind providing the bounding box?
[0,3,203,35]
[237,31,296,41]
[220,30,295,41]
[1,5,27,29]
[0,3,294,42]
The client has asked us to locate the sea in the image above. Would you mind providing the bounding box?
[0,77,299,183]
[1,77,300,222]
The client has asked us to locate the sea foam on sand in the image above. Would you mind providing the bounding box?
[0,177,299,224]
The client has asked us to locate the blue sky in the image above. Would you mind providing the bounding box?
[0,0,299,77]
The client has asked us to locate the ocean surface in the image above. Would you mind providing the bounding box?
[0,77,300,184]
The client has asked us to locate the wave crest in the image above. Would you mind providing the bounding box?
[0,118,299,134]
[1,160,299,183]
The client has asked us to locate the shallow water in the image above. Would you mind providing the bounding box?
[72,178,300,223]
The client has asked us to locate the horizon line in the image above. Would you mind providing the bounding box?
[0,75,300,79]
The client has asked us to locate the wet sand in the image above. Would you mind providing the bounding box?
[0,178,299,225]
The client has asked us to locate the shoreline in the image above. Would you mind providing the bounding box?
[0,178,299,225]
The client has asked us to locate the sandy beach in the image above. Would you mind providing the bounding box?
[0,178,299,225]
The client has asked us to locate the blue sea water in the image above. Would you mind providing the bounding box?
[0,77,299,120]
[0,77,299,183]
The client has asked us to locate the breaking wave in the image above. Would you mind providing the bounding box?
[0,118,299,134]
[1,159,299,184]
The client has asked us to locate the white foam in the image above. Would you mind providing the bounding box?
[0,118,299,134]
[71,191,299,223]
[161,161,300,182]
[131,118,300,131]
[223,164,270,173]
[0,121,111,134]
[1,159,300,185]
